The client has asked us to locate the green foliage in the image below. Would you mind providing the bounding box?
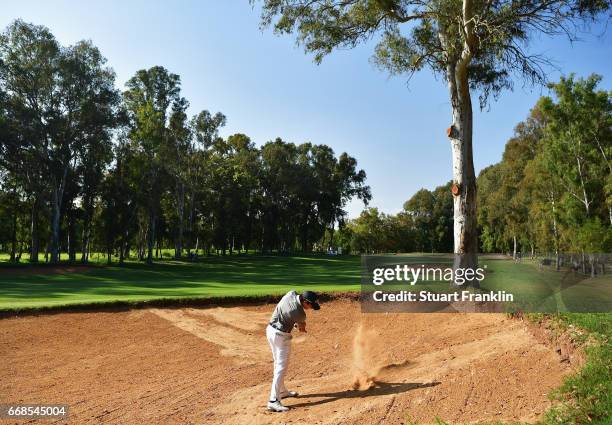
[255,0,610,262]
[0,19,371,263]
[540,75,611,225]
[336,182,452,254]
[256,0,610,106]
[257,138,371,252]
[0,19,121,263]
[478,74,611,256]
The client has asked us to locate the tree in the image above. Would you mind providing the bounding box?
[124,66,182,264]
[330,151,372,234]
[539,74,611,225]
[225,133,260,253]
[535,74,611,269]
[190,109,226,254]
[257,138,370,253]
[404,189,435,251]
[0,20,59,263]
[493,123,539,258]
[347,207,387,254]
[50,40,119,264]
[166,97,191,258]
[477,163,506,252]
[401,183,453,252]
[2,20,374,262]
[96,135,138,264]
[254,0,610,281]
[522,154,565,268]
[0,21,120,264]
[476,76,610,269]
[431,182,454,252]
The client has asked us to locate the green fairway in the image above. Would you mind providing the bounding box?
[0,255,363,310]
[0,254,609,312]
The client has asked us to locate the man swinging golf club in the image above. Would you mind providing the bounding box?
[266,290,320,412]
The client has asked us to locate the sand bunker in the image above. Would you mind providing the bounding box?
[1,300,576,424]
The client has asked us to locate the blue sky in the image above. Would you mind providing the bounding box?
[2,1,610,218]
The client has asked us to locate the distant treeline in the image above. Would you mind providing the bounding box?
[0,20,371,264]
[334,183,454,254]
[1,20,610,265]
[336,74,611,258]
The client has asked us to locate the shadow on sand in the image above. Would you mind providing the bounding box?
[287,381,441,408]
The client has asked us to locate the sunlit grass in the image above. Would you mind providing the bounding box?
[0,254,363,310]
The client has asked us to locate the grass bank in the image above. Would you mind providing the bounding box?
[539,313,611,425]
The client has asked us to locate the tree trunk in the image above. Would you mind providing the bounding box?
[186,190,195,254]
[81,226,90,263]
[550,193,561,271]
[175,181,185,259]
[16,242,23,262]
[138,239,143,261]
[80,222,90,264]
[80,193,93,264]
[119,240,125,264]
[50,187,62,264]
[68,213,76,264]
[147,209,156,265]
[575,155,591,216]
[446,63,479,284]
[50,166,69,264]
[30,197,39,263]
[10,204,17,263]
[435,1,480,288]
[122,239,130,264]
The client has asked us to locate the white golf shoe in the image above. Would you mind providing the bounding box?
[267,400,289,412]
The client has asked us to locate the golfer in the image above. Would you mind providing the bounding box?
[266,290,320,412]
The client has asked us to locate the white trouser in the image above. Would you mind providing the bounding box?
[266,324,292,402]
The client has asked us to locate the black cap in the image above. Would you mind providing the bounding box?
[302,291,320,310]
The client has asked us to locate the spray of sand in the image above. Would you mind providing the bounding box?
[350,321,414,390]
[351,322,383,390]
